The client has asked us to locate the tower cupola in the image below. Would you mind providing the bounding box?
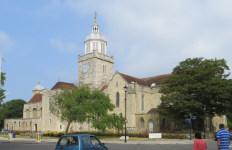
[84,12,107,55]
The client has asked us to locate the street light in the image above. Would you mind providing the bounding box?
[123,85,127,143]
[203,105,206,139]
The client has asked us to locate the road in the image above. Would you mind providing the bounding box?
[0,141,231,150]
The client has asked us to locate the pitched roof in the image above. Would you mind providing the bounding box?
[51,81,76,90]
[119,72,147,86]
[118,72,171,86]
[147,108,157,114]
[145,74,172,86]
[28,94,42,104]
[100,85,108,92]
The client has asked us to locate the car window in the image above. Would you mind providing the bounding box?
[90,136,101,145]
[58,136,79,146]
[82,136,91,146]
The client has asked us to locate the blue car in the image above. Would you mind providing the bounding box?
[55,134,108,150]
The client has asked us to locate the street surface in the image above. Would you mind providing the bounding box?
[0,141,232,150]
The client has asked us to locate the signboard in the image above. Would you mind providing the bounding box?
[149,133,162,139]
[36,133,41,142]
[190,116,196,119]
[185,119,191,123]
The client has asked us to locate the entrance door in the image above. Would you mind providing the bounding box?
[149,120,153,132]
[35,124,37,132]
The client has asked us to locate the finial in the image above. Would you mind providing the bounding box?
[38,80,40,85]
[94,11,97,23]
[58,77,60,82]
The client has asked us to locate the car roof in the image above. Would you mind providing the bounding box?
[60,134,95,137]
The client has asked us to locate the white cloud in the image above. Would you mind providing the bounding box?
[42,0,232,77]
[50,38,78,53]
[0,31,14,52]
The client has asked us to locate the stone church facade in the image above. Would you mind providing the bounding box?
[4,18,227,133]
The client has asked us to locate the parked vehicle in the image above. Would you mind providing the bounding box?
[0,129,10,133]
[215,130,232,141]
[55,134,108,150]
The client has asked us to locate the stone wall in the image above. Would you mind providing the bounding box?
[78,50,114,90]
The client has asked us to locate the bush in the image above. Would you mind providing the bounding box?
[228,122,232,129]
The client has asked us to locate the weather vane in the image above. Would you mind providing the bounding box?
[94,11,97,22]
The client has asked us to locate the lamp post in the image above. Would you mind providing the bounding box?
[123,85,127,143]
[203,105,206,139]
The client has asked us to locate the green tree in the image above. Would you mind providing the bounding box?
[0,72,6,106]
[0,99,26,128]
[157,57,232,121]
[111,113,125,133]
[51,86,117,134]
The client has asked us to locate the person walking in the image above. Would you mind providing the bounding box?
[193,132,207,150]
[216,124,230,150]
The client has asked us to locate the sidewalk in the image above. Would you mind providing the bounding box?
[0,137,216,145]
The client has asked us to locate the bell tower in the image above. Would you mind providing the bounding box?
[78,13,114,90]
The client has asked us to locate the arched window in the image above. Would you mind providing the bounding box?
[116,92,119,107]
[33,108,37,117]
[40,108,42,117]
[26,109,30,118]
[140,118,144,127]
[141,95,144,110]
[149,120,154,132]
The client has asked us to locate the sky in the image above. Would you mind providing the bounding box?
[1,0,232,103]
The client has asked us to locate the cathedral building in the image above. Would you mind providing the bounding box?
[4,17,227,133]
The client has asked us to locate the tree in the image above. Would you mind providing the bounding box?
[157,57,232,121]
[51,86,118,134]
[0,99,26,128]
[0,72,6,106]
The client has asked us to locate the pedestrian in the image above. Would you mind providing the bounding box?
[216,124,230,150]
[193,131,207,150]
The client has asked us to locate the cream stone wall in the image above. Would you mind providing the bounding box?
[78,50,114,90]
[135,114,161,132]
[212,115,228,131]
[106,72,163,132]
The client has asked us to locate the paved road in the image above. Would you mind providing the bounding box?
[0,141,232,150]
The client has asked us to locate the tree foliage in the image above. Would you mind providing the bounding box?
[157,57,232,120]
[51,86,122,134]
[0,72,6,105]
[0,99,26,128]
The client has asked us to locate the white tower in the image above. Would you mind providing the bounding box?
[78,13,114,90]
[84,13,107,55]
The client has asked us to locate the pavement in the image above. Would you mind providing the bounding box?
[0,136,219,145]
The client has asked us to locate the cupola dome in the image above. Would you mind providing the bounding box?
[84,12,107,55]
[33,81,44,91]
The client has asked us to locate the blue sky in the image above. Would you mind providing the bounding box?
[1,0,232,103]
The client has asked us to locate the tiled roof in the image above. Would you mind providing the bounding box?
[145,74,172,86]
[119,72,147,86]
[100,85,108,92]
[147,108,157,114]
[28,94,42,104]
[51,81,76,90]
[118,72,171,87]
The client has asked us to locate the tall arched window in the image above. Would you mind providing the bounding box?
[141,95,144,110]
[140,118,144,127]
[40,108,42,117]
[33,108,37,117]
[116,92,119,107]
[26,109,30,118]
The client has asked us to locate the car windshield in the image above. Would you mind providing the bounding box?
[58,136,79,146]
